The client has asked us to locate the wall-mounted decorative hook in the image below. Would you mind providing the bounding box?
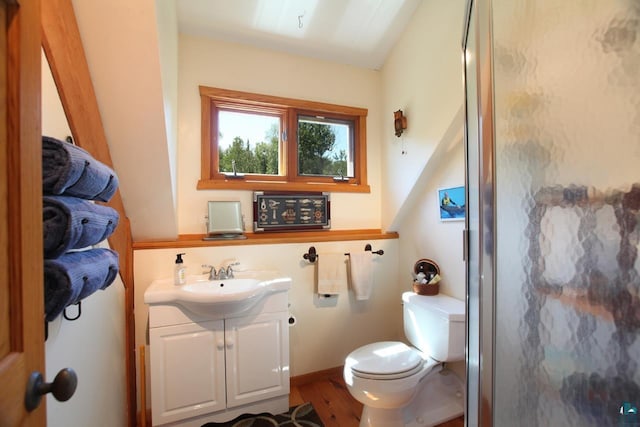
[303,246,317,263]
[63,301,82,321]
[394,110,407,137]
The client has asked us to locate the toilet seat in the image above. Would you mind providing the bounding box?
[348,341,432,380]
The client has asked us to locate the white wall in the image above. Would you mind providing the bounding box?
[177,35,383,233]
[45,270,126,427]
[381,0,466,232]
[155,0,179,214]
[42,53,127,427]
[397,141,466,301]
[381,0,466,297]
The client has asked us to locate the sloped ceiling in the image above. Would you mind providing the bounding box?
[177,0,421,70]
[71,0,178,241]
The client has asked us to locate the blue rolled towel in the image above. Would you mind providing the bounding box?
[43,196,120,259]
[42,136,119,202]
[44,248,119,321]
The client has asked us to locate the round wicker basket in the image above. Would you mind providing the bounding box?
[412,258,440,295]
[412,282,439,295]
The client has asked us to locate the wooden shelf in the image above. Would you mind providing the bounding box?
[133,229,399,250]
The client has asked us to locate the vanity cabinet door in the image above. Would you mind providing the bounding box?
[149,320,225,425]
[225,312,290,408]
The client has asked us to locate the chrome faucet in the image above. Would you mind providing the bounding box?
[202,262,239,280]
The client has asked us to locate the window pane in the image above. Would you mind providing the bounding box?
[297,115,354,177]
[218,110,280,175]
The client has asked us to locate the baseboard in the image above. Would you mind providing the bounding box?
[290,366,344,387]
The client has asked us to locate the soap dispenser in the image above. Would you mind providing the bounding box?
[174,253,186,285]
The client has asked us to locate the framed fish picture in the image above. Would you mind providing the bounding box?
[438,186,465,221]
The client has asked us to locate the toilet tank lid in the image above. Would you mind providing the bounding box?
[402,292,465,322]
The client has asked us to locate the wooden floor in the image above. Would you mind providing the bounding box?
[290,367,464,427]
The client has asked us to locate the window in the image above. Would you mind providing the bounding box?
[198,86,369,193]
[218,109,282,177]
[297,114,354,179]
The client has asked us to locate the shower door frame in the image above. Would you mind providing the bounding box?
[463,0,496,425]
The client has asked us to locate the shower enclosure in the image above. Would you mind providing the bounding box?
[463,1,640,425]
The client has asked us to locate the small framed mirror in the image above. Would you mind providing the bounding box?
[205,201,245,239]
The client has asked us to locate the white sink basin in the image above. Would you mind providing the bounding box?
[144,272,291,316]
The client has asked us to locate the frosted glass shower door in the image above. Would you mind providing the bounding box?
[465,1,640,425]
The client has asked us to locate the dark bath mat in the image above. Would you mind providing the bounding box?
[201,402,324,427]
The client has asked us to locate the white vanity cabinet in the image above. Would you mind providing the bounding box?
[147,288,290,427]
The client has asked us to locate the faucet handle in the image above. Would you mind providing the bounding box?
[226,262,240,278]
[202,264,216,279]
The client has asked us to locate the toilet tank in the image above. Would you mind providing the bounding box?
[402,292,465,362]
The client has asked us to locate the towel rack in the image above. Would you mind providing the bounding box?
[345,244,384,256]
[366,243,384,255]
[303,244,384,263]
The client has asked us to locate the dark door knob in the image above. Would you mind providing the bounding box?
[24,368,78,411]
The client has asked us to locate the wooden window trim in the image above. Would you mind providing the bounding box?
[198,86,370,193]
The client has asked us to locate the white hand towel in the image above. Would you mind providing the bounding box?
[348,251,373,300]
[316,252,347,295]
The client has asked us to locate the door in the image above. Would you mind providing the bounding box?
[149,320,226,425]
[464,0,640,425]
[225,312,289,408]
[0,0,45,425]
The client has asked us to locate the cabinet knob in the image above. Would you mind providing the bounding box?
[226,339,234,349]
[216,340,225,350]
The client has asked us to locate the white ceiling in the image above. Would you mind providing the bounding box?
[176,0,422,70]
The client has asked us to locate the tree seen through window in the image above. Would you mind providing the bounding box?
[218,113,351,178]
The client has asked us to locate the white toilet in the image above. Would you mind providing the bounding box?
[343,292,465,427]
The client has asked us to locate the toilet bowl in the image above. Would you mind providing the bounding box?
[343,292,465,427]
